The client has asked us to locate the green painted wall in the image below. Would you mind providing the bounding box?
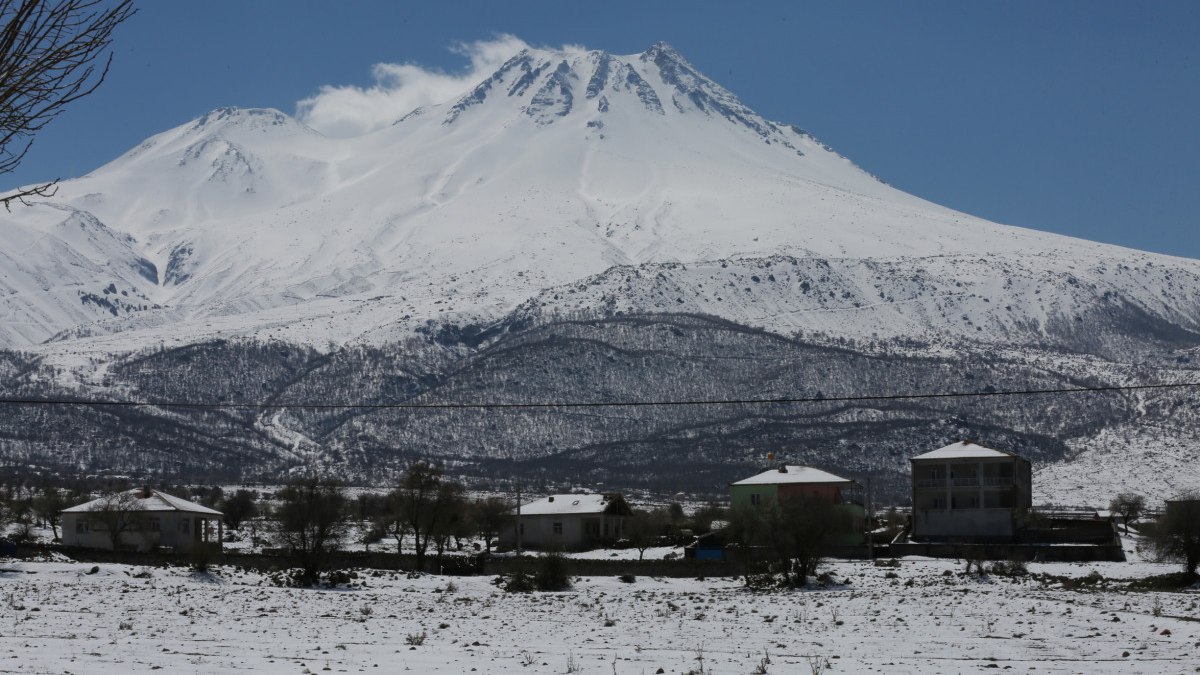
[730,483,778,509]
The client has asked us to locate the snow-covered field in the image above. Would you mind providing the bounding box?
[2,554,1197,674]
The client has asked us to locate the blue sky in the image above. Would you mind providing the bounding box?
[8,1,1199,258]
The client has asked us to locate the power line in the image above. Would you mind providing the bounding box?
[0,381,1196,411]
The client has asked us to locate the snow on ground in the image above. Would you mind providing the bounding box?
[2,555,1198,674]
[566,546,684,561]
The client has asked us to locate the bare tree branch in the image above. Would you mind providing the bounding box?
[0,0,135,209]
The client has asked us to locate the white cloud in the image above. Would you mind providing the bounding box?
[296,35,532,138]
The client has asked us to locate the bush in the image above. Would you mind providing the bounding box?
[743,572,780,590]
[990,560,1028,577]
[499,570,536,593]
[618,573,636,583]
[189,546,214,573]
[1127,572,1197,591]
[534,552,571,591]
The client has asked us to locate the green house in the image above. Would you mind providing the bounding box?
[730,465,867,544]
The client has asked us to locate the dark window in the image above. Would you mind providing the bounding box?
[552,522,563,535]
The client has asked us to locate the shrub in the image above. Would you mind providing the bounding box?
[1127,572,1197,591]
[618,573,636,583]
[189,546,214,574]
[990,560,1028,577]
[743,572,780,590]
[534,552,571,591]
[499,571,536,593]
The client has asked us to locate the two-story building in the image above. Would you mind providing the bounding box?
[730,465,866,543]
[910,440,1032,541]
[730,465,864,509]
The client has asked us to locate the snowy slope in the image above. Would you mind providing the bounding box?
[1,42,1198,356]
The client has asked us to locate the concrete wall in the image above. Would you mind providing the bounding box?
[913,508,1014,540]
[730,483,778,509]
[498,513,626,550]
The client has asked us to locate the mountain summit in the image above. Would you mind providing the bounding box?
[1,42,1198,354]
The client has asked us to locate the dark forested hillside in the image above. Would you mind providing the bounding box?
[1,313,1197,501]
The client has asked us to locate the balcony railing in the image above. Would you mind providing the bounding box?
[917,477,1015,489]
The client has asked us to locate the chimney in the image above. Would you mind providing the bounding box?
[548,496,554,502]
[141,486,153,499]
[778,465,787,473]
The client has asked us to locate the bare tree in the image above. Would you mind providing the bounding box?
[1150,493,1200,577]
[375,489,409,554]
[31,486,69,540]
[470,497,510,553]
[391,461,465,572]
[625,508,670,561]
[219,489,258,530]
[1109,492,1146,534]
[91,489,143,550]
[726,496,850,586]
[272,478,348,584]
[775,496,851,586]
[0,0,135,208]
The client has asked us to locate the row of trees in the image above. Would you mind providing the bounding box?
[274,462,513,583]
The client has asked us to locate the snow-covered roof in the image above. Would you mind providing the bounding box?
[62,489,223,516]
[911,441,1016,461]
[731,466,853,486]
[515,494,621,516]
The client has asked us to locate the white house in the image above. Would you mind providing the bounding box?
[499,493,632,551]
[61,488,224,552]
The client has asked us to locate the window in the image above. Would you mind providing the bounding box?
[518,523,525,535]
[750,493,761,506]
[149,517,160,532]
[75,520,89,534]
[552,522,563,535]
[179,518,190,534]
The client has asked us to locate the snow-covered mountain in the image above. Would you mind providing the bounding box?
[1,42,1198,502]
[4,41,1198,356]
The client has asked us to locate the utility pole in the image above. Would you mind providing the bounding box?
[865,476,874,561]
[515,481,522,555]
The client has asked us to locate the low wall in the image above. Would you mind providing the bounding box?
[888,541,1124,562]
[16,544,739,578]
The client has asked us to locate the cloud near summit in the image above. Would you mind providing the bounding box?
[296,35,538,137]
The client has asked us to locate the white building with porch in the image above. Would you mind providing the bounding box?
[61,488,224,553]
[910,441,1032,541]
[499,493,632,551]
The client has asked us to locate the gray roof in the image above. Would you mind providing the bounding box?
[731,465,853,486]
[62,489,223,516]
[912,441,1017,461]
